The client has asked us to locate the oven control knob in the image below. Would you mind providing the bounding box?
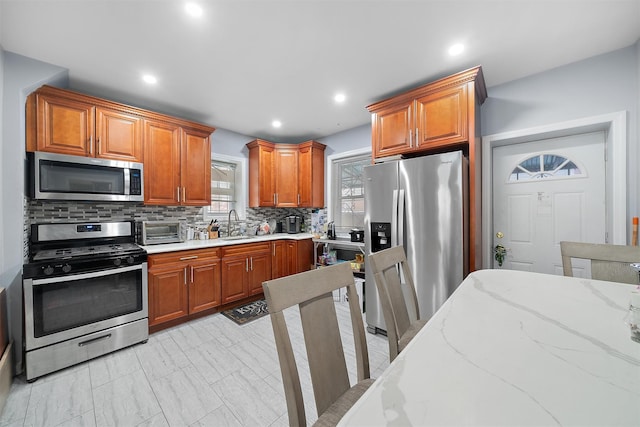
[62,264,72,273]
[43,265,54,276]
[113,258,122,266]
[126,256,135,265]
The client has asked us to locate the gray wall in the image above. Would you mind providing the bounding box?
[210,127,254,158]
[1,51,67,372]
[318,123,371,155]
[481,43,639,229]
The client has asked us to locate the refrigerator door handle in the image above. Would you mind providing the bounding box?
[398,189,405,247]
[391,189,399,247]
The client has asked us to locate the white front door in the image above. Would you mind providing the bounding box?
[492,131,606,275]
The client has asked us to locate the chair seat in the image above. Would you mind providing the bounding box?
[398,319,428,353]
[313,379,375,427]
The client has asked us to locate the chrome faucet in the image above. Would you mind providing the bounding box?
[228,209,239,237]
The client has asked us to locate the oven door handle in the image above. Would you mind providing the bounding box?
[31,264,144,285]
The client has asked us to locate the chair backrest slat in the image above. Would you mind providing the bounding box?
[560,241,640,284]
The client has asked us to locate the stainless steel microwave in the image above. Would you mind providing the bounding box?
[29,151,144,202]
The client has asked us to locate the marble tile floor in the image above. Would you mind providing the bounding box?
[0,303,390,427]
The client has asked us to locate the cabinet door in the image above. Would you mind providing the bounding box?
[36,94,95,157]
[372,101,413,159]
[415,84,468,148]
[296,239,313,273]
[285,241,298,276]
[271,240,287,279]
[221,256,249,304]
[275,147,299,207]
[148,265,189,326]
[298,142,325,208]
[95,107,143,162]
[181,129,211,206]
[144,120,181,205]
[248,142,276,207]
[248,252,271,296]
[189,259,221,314]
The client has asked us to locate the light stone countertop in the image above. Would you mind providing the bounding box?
[338,269,640,426]
[141,233,315,255]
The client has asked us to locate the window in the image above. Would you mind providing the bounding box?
[508,153,583,182]
[330,152,370,231]
[208,160,237,217]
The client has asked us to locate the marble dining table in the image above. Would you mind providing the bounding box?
[339,269,640,426]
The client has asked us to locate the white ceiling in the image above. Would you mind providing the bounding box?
[2,0,639,144]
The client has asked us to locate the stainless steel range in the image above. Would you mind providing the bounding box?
[23,221,148,381]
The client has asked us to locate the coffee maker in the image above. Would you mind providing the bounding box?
[285,215,302,233]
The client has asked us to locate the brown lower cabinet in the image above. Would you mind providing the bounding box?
[271,239,314,279]
[221,242,272,304]
[148,248,221,328]
[148,238,313,331]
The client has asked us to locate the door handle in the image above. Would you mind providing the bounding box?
[182,187,186,202]
[184,267,187,284]
[177,187,181,203]
[190,266,194,283]
[391,190,398,247]
[246,258,249,272]
[398,189,405,247]
[250,257,253,271]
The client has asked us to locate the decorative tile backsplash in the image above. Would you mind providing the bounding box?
[24,198,314,260]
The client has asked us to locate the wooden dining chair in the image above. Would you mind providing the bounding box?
[262,262,373,427]
[368,245,427,362]
[560,241,640,284]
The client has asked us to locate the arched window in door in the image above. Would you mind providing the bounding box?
[508,153,583,182]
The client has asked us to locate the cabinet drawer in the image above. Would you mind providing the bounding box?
[148,248,220,268]
[221,242,271,257]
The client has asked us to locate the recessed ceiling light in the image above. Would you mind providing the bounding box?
[448,43,464,56]
[185,2,203,17]
[272,120,282,128]
[142,74,157,84]
[334,93,346,103]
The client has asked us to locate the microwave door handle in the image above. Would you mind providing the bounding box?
[124,168,131,195]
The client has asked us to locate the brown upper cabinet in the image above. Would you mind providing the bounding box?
[367,66,486,159]
[367,66,487,272]
[27,85,144,162]
[143,120,213,206]
[247,139,326,208]
[26,85,216,206]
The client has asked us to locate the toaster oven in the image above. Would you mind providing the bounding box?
[141,221,184,245]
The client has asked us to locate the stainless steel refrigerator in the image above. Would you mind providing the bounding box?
[364,151,468,333]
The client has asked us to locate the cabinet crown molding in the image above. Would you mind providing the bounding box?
[33,85,216,134]
[366,65,487,113]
